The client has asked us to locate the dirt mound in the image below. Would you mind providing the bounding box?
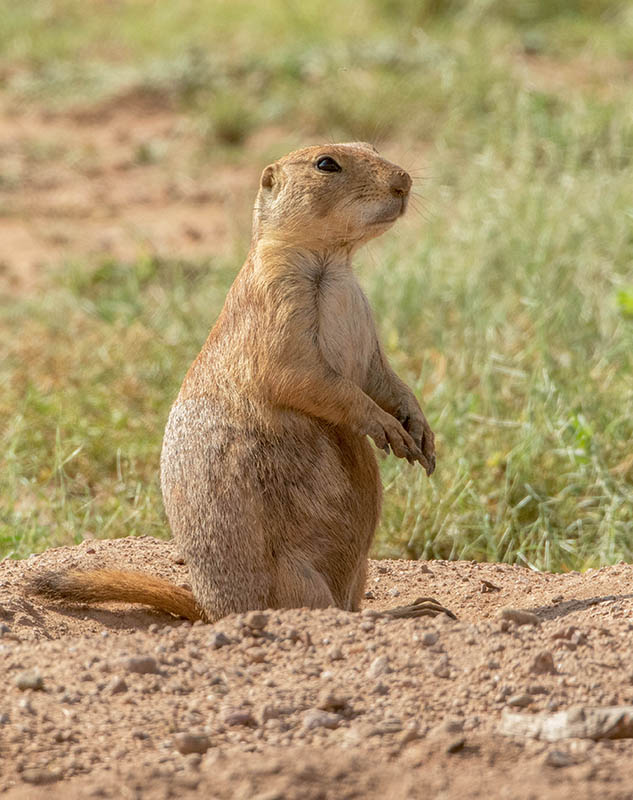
[1,536,633,798]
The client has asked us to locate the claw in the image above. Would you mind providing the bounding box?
[412,446,431,475]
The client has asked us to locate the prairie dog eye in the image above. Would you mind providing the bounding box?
[315,156,342,173]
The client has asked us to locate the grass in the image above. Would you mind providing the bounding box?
[4,2,633,142]
[1,0,632,568]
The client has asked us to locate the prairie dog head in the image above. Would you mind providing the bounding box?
[253,142,412,250]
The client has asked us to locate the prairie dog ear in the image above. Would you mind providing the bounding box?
[260,164,275,189]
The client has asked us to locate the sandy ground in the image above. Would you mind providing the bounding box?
[1,536,633,799]
[0,89,259,294]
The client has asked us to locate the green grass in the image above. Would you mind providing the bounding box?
[1,0,633,568]
[4,1,633,143]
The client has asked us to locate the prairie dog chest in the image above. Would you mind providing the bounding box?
[318,267,376,384]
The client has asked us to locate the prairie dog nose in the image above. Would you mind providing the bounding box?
[390,170,412,197]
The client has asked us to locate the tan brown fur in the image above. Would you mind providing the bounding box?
[28,143,436,622]
[28,569,202,621]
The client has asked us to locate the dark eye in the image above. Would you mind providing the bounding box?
[315,156,341,173]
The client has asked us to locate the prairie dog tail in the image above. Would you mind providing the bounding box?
[27,568,204,622]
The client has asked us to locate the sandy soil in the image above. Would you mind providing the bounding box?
[0,90,258,294]
[2,536,633,799]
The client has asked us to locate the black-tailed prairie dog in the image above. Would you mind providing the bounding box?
[29,143,454,622]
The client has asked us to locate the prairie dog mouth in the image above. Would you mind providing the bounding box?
[370,214,399,225]
[370,197,407,225]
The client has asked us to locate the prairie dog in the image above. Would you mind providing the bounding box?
[29,143,452,622]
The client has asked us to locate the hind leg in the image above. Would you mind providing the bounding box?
[175,516,275,621]
[271,556,335,610]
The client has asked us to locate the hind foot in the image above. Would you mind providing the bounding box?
[368,596,456,620]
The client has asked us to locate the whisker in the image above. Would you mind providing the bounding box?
[408,195,434,224]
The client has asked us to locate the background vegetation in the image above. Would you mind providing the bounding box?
[2,0,633,569]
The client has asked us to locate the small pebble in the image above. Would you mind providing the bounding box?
[316,689,350,713]
[223,708,258,727]
[302,709,341,731]
[499,608,540,626]
[432,655,451,679]
[208,631,232,649]
[551,625,578,641]
[244,612,268,631]
[438,718,464,735]
[245,647,267,663]
[18,698,35,714]
[173,732,211,755]
[446,737,466,753]
[544,749,574,768]
[507,693,533,708]
[328,646,344,662]
[370,717,403,735]
[399,724,421,746]
[530,651,557,675]
[124,656,160,675]
[21,768,61,785]
[15,670,44,691]
[261,704,288,722]
[107,677,128,695]
[367,655,390,679]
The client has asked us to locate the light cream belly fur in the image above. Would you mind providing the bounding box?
[318,268,375,384]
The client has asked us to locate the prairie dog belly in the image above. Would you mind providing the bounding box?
[318,270,375,385]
